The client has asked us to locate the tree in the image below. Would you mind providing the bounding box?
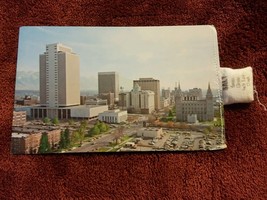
[59,129,71,149]
[64,128,71,147]
[52,117,59,125]
[43,117,51,125]
[38,133,51,153]
[168,109,174,117]
[77,125,86,145]
[99,122,107,132]
[89,126,100,136]
[59,131,66,149]
[71,131,80,145]
[80,120,87,129]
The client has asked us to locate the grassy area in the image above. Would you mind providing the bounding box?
[98,147,111,152]
[108,142,117,147]
[121,135,131,142]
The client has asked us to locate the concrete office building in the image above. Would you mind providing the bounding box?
[133,78,160,110]
[70,105,109,120]
[175,83,214,122]
[33,43,80,119]
[128,83,155,114]
[118,92,131,110]
[98,72,119,101]
[40,43,80,108]
[98,109,128,123]
[119,84,155,114]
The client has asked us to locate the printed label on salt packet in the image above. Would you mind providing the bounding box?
[221,67,254,105]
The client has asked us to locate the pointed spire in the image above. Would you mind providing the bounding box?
[178,81,181,91]
[206,82,213,98]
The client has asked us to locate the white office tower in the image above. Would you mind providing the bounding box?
[39,43,80,107]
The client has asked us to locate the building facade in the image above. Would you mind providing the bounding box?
[137,128,163,139]
[98,109,128,123]
[119,83,155,114]
[39,43,80,108]
[175,83,214,122]
[32,43,80,119]
[118,92,131,110]
[133,78,160,110]
[98,72,119,101]
[12,111,27,126]
[70,105,109,120]
[11,128,61,154]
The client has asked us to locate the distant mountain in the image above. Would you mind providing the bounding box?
[15,71,39,90]
[15,70,98,91]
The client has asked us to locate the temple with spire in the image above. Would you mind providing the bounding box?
[175,83,214,122]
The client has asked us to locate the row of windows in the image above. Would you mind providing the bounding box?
[182,108,206,111]
[101,116,118,123]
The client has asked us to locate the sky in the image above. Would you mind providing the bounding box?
[16,26,221,92]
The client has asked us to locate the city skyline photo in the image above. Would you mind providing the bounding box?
[12,26,226,154]
[16,26,221,93]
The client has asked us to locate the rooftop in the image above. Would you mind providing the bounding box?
[12,133,30,138]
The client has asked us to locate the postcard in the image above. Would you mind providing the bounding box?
[12,25,226,154]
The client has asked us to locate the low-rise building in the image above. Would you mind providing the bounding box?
[12,111,27,126]
[137,127,163,139]
[98,109,128,123]
[70,105,109,120]
[119,83,155,114]
[11,132,42,154]
[16,95,39,106]
[11,127,61,154]
[31,104,108,120]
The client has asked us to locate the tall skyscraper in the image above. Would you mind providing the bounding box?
[133,78,160,110]
[98,72,119,101]
[39,43,80,107]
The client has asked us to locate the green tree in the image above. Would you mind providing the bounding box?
[77,125,86,145]
[95,121,101,127]
[168,110,173,117]
[64,128,71,147]
[43,117,51,125]
[59,129,71,149]
[89,126,100,136]
[52,117,59,125]
[99,122,107,132]
[71,131,80,145]
[59,131,66,149]
[38,133,51,153]
[80,120,87,129]
[105,124,110,132]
